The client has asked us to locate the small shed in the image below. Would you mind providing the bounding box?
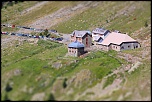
[68,41,85,57]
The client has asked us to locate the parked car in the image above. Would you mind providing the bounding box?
[28,34,32,37]
[23,34,29,37]
[1,32,8,34]
[11,33,16,35]
[30,28,35,31]
[35,36,39,38]
[49,30,57,33]
[31,35,35,38]
[22,27,30,29]
[46,34,50,38]
[17,34,23,36]
[16,26,22,28]
[33,35,36,38]
[56,37,63,41]
[1,24,6,26]
[39,36,43,39]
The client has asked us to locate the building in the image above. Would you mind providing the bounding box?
[70,30,92,47]
[68,41,85,57]
[97,32,140,51]
[92,28,110,42]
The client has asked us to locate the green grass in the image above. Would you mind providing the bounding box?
[98,59,151,101]
[1,1,81,26]
[103,74,117,89]
[51,1,150,34]
[1,1,39,23]
[1,39,123,100]
[1,39,67,101]
[1,1,151,101]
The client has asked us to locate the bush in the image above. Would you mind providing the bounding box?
[48,93,55,101]
[63,78,67,88]
[5,83,12,92]
[144,21,148,27]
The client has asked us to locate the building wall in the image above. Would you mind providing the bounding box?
[92,33,104,41]
[76,37,82,43]
[68,48,78,57]
[97,42,140,52]
[120,42,140,51]
[68,47,84,57]
[109,44,121,51]
[82,34,92,47]
[100,45,109,51]
[92,30,110,41]
[78,48,84,56]
[70,33,92,47]
[71,35,76,42]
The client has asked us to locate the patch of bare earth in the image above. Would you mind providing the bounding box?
[20,1,49,15]
[17,1,100,33]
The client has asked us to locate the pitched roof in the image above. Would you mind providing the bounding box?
[92,28,109,34]
[98,32,137,45]
[71,30,91,37]
[68,41,85,48]
[94,36,103,41]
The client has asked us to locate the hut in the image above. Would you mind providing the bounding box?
[68,41,85,57]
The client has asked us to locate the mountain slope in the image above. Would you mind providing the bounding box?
[1,1,151,101]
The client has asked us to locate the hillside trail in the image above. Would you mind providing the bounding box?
[17,1,99,33]
[20,1,49,15]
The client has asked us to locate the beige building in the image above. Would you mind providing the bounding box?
[97,32,140,51]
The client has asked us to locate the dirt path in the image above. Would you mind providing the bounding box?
[20,1,49,15]
[17,1,99,33]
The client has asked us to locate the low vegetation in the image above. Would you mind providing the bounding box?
[1,1,151,101]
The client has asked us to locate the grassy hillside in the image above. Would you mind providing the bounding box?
[1,35,123,100]
[51,1,151,35]
[1,1,81,25]
[1,1,151,101]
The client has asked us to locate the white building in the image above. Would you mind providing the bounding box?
[92,28,110,43]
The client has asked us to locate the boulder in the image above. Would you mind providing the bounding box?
[52,62,62,69]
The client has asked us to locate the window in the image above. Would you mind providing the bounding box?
[113,46,115,48]
[121,46,124,49]
[128,45,130,48]
[116,46,117,49]
[86,38,88,41]
[136,46,138,48]
[69,50,71,52]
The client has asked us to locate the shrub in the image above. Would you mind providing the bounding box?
[63,78,67,88]
[48,93,55,101]
[144,21,148,27]
[5,83,12,92]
